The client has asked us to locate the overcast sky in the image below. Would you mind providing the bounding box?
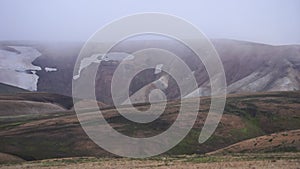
[0,0,299,45]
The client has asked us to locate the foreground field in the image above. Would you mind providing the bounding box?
[1,153,299,169]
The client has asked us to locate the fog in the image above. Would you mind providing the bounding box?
[0,0,299,45]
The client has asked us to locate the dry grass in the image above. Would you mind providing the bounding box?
[209,129,300,154]
[1,153,299,169]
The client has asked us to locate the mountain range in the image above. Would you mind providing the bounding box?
[0,39,299,105]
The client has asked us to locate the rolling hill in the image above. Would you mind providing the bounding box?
[208,129,300,155]
[0,85,74,116]
[0,91,299,161]
[0,83,29,95]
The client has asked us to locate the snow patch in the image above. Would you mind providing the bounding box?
[154,64,163,74]
[73,52,134,80]
[0,46,42,91]
[45,67,58,72]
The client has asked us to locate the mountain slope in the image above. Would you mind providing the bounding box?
[0,40,299,105]
[34,39,300,104]
[212,39,300,93]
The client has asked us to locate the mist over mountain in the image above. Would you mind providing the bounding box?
[0,39,299,105]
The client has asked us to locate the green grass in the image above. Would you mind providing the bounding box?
[168,129,200,155]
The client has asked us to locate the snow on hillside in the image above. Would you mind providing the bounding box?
[73,52,134,80]
[0,46,42,91]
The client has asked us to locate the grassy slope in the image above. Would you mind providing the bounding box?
[0,100,67,116]
[0,152,25,164]
[0,91,299,160]
[0,83,29,94]
[0,92,74,110]
[0,92,76,117]
[0,83,75,116]
[0,82,75,111]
